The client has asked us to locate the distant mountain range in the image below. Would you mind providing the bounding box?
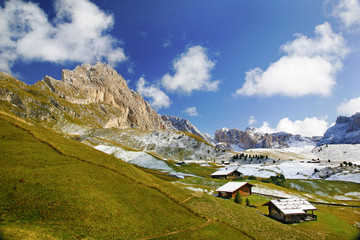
[214,127,321,150]
[1,62,359,151]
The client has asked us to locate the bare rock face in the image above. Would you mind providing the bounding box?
[215,127,281,149]
[215,127,318,150]
[42,63,164,130]
[0,63,164,131]
[317,113,360,145]
[161,115,215,145]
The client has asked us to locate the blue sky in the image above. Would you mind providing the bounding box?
[1,0,360,137]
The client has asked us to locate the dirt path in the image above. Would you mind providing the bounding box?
[182,191,203,204]
[138,217,213,240]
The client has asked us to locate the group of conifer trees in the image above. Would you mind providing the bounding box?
[232,153,268,161]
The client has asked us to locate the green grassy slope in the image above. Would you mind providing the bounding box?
[0,113,206,239]
[1,112,348,240]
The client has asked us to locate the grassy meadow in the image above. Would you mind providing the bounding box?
[0,111,359,239]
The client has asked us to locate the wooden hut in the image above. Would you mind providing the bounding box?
[263,198,317,223]
[216,182,254,199]
[210,169,242,180]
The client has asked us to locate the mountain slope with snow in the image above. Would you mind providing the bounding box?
[317,113,360,146]
[161,115,215,145]
[77,128,230,162]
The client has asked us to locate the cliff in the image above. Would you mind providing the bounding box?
[317,112,360,145]
[0,63,164,131]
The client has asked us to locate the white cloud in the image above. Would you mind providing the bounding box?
[337,97,360,116]
[248,115,257,126]
[162,45,220,95]
[234,22,348,97]
[0,0,126,74]
[162,39,172,49]
[136,77,171,110]
[332,0,360,29]
[182,107,200,117]
[257,117,329,137]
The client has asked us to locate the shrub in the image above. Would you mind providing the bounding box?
[248,175,257,180]
[261,174,286,187]
[246,197,250,206]
[234,192,242,204]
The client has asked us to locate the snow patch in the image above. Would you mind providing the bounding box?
[345,192,360,198]
[237,161,328,179]
[326,173,360,183]
[94,145,172,171]
[185,186,214,195]
[253,186,302,199]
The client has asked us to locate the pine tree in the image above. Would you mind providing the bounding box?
[246,197,250,206]
[234,192,242,204]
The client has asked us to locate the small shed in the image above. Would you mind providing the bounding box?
[216,182,254,199]
[210,169,242,180]
[263,198,317,223]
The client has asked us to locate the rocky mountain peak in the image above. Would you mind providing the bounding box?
[161,115,215,145]
[317,112,360,145]
[1,63,165,131]
[61,62,128,89]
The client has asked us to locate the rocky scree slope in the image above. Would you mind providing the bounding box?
[215,127,319,150]
[0,63,164,132]
[161,115,216,145]
[76,128,230,161]
[317,112,360,146]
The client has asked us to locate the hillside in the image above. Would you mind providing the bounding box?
[0,111,329,240]
[0,112,204,239]
[75,127,227,161]
[161,115,216,145]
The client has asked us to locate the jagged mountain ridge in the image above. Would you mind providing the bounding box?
[215,127,319,150]
[161,115,215,145]
[0,63,164,131]
[317,112,360,146]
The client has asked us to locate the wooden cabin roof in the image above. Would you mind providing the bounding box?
[216,182,253,193]
[210,169,239,176]
[263,198,317,215]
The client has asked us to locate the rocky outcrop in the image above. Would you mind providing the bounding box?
[215,127,318,150]
[0,63,164,131]
[317,113,360,146]
[161,115,215,145]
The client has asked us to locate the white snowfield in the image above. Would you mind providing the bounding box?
[252,186,301,199]
[237,161,327,179]
[235,161,360,183]
[233,144,360,183]
[94,145,193,179]
[94,145,172,171]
